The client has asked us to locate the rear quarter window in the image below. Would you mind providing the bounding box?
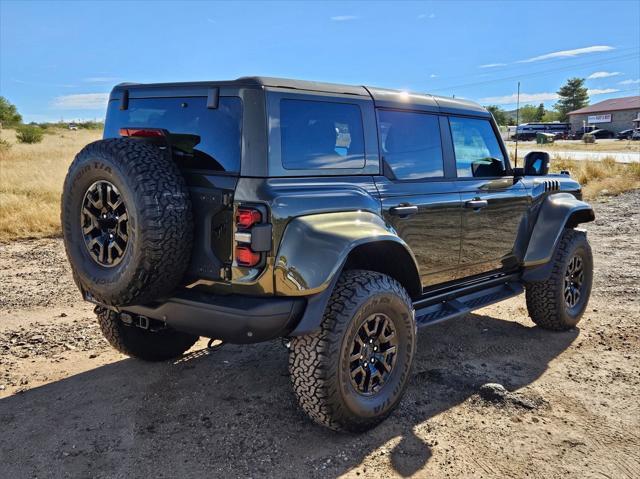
[280,99,365,170]
[104,96,242,173]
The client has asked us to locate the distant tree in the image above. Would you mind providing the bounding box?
[536,103,545,121]
[485,105,509,126]
[0,96,22,127]
[555,78,589,121]
[518,104,541,123]
[541,110,561,122]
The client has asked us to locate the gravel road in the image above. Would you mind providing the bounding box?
[1,191,639,479]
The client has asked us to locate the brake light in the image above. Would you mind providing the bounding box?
[119,128,165,138]
[236,208,262,229]
[235,246,260,267]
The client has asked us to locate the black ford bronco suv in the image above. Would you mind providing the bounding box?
[61,77,594,432]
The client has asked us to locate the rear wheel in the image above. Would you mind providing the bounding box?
[525,229,593,331]
[96,307,198,361]
[61,138,193,306]
[288,270,416,432]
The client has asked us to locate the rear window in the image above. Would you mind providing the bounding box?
[104,96,242,173]
[280,99,365,170]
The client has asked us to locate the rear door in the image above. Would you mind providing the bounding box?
[448,116,530,277]
[375,110,462,288]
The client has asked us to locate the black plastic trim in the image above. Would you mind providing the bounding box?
[123,290,305,344]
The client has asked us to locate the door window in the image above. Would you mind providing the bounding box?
[449,117,506,178]
[377,110,444,180]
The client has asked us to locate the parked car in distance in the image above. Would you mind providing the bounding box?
[512,122,571,141]
[60,76,596,432]
[616,128,635,140]
[68,123,78,131]
[589,129,615,139]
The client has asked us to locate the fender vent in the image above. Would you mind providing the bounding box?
[543,180,560,192]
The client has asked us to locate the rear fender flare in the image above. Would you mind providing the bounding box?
[274,211,420,297]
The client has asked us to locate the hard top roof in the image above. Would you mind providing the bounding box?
[111,76,488,116]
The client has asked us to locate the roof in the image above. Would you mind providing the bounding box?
[111,76,488,117]
[568,96,640,115]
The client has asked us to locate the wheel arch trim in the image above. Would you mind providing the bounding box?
[274,210,421,298]
[523,192,594,269]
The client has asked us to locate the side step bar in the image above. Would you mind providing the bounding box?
[414,281,524,327]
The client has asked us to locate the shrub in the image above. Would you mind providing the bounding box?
[0,137,11,152]
[15,125,44,144]
[583,133,595,144]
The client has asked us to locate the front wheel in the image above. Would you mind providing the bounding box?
[288,270,416,432]
[525,229,593,331]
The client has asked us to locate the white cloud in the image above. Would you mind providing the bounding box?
[518,45,614,63]
[52,93,109,109]
[619,78,640,85]
[418,13,435,19]
[479,92,559,105]
[330,15,357,21]
[429,74,438,78]
[587,71,621,79]
[207,18,216,24]
[587,88,620,95]
[479,86,622,105]
[479,63,507,68]
[83,77,119,83]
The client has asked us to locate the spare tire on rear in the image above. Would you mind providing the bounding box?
[61,138,193,306]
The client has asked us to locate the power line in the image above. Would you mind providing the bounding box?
[426,46,640,86]
[431,52,639,93]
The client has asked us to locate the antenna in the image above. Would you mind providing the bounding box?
[514,81,520,168]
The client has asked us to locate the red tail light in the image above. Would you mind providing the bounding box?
[119,128,165,138]
[236,208,262,229]
[235,246,260,267]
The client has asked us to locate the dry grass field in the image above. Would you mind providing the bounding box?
[0,127,638,242]
[0,128,102,241]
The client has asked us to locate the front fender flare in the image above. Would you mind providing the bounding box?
[274,211,419,296]
[522,193,594,278]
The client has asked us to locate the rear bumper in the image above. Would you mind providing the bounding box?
[123,289,305,344]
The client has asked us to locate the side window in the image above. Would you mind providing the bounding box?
[280,99,365,170]
[449,117,506,178]
[378,110,444,180]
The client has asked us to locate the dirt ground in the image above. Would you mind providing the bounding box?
[1,191,639,479]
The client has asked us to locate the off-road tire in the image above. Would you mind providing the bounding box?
[289,270,416,432]
[525,229,593,331]
[61,138,193,306]
[96,307,198,361]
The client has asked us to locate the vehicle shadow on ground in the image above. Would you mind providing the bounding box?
[0,312,577,478]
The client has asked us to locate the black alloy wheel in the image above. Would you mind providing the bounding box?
[349,313,399,396]
[81,180,129,267]
[564,254,584,310]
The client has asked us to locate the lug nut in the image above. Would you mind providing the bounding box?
[364,362,368,367]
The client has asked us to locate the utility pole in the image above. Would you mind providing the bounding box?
[514,81,521,168]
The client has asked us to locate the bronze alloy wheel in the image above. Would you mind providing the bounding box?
[349,312,399,396]
[81,180,129,267]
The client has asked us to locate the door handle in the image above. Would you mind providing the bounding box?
[389,205,418,217]
[465,199,488,210]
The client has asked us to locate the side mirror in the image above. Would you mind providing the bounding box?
[523,151,550,176]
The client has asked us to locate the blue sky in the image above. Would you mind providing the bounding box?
[1,0,639,122]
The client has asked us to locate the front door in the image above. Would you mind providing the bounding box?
[448,115,530,277]
[375,110,462,288]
